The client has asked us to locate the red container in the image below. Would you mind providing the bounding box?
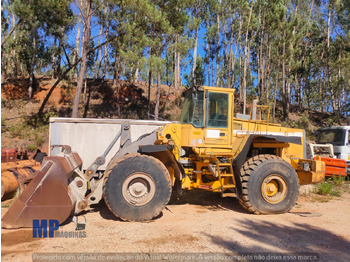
[1,149,17,163]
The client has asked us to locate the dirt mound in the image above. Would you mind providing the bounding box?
[1,77,183,150]
[2,77,71,107]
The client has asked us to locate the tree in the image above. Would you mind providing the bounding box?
[72,0,92,118]
[7,0,72,98]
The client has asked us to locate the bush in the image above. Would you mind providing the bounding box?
[332,175,346,186]
[291,112,309,129]
[34,131,45,147]
[1,98,8,108]
[314,176,347,197]
[9,123,25,137]
[1,118,7,133]
[314,180,334,195]
[27,144,38,152]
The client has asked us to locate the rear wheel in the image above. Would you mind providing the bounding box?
[103,154,172,221]
[239,154,299,214]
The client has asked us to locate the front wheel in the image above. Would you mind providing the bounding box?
[103,154,172,221]
[239,154,299,214]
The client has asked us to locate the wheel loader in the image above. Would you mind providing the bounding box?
[2,86,325,228]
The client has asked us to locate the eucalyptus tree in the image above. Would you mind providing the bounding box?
[3,0,73,100]
[72,0,93,118]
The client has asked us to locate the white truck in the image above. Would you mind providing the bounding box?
[315,126,350,175]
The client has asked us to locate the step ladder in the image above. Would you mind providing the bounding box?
[214,158,236,198]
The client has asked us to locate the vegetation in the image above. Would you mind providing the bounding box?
[1,0,349,122]
[313,175,349,198]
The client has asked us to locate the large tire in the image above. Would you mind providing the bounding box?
[239,154,299,214]
[103,154,172,221]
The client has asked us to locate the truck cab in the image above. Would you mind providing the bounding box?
[316,126,350,174]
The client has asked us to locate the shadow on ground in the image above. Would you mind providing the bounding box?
[206,218,350,262]
[169,189,248,214]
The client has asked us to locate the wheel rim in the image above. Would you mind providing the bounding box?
[261,175,287,204]
[122,172,156,206]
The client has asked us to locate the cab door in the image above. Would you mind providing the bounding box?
[204,90,232,147]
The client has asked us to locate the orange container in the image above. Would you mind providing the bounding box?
[317,157,347,177]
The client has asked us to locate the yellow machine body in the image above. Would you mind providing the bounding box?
[157,86,325,193]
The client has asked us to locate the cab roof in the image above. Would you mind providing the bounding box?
[200,86,235,93]
[318,126,350,131]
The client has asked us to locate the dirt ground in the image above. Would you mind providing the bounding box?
[1,187,350,262]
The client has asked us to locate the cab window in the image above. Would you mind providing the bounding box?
[180,91,204,127]
[206,92,229,128]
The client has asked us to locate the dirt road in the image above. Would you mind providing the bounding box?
[2,189,350,262]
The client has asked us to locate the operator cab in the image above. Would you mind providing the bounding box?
[180,86,234,148]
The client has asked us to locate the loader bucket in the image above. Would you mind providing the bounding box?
[2,152,82,229]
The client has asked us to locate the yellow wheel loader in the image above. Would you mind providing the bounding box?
[2,86,325,228]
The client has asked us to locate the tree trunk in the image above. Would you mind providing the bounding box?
[134,66,139,84]
[242,43,248,115]
[265,43,271,104]
[2,55,8,81]
[282,33,288,121]
[326,7,335,113]
[102,4,110,79]
[95,24,103,78]
[72,0,92,118]
[257,11,262,101]
[227,30,233,89]
[273,59,279,123]
[55,28,64,79]
[178,52,181,87]
[154,53,162,120]
[28,37,36,101]
[174,35,179,89]
[231,19,242,89]
[191,27,199,86]
[242,5,253,114]
[148,71,152,118]
[215,2,221,87]
[339,53,344,115]
[207,42,211,87]
[11,13,18,78]
[52,36,58,79]
[71,0,82,80]
[113,53,121,117]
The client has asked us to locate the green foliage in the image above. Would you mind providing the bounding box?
[33,130,45,147]
[289,112,313,136]
[332,175,346,187]
[1,118,7,133]
[27,144,38,152]
[185,55,205,87]
[2,0,73,80]
[1,98,8,108]
[314,181,335,195]
[41,111,58,125]
[314,176,348,197]
[7,115,48,148]
[9,122,25,137]
[1,0,349,120]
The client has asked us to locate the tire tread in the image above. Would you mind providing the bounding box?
[103,153,171,221]
[238,154,299,214]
